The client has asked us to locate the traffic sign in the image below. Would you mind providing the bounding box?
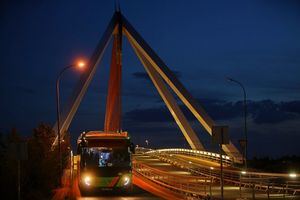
[212,126,229,144]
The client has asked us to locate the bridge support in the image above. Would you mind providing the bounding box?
[52,11,242,162]
[104,24,123,132]
[129,37,204,150]
[123,16,242,160]
[52,12,119,146]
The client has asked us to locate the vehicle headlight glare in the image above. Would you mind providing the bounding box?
[84,175,92,186]
[123,175,130,186]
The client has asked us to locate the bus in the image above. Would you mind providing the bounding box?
[76,131,134,194]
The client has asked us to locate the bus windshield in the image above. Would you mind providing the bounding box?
[81,147,130,168]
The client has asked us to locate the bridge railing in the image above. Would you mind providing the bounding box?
[146,148,233,166]
[148,150,300,195]
[133,160,215,199]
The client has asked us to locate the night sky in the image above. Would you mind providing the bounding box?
[1,0,300,158]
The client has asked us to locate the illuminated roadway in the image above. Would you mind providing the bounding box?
[56,169,160,200]
[76,187,159,200]
[133,152,244,199]
[53,148,300,199]
[132,148,300,199]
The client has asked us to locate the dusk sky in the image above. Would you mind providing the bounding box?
[1,0,300,157]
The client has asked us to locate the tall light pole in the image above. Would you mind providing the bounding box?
[56,60,85,184]
[226,77,248,169]
[145,139,149,147]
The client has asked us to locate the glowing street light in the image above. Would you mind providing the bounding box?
[289,173,297,178]
[77,61,85,68]
[241,171,247,175]
[145,139,149,147]
[56,59,86,185]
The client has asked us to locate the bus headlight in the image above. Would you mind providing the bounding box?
[83,175,92,186]
[122,175,131,186]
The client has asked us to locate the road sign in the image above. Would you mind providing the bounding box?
[212,126,229,144]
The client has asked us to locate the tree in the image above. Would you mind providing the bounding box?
[0,123,71,199]
[0,128,23,199]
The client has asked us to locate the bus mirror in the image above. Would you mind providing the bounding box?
[130,143,135,154]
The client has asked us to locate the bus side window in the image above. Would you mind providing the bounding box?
[77,145,82,154]
[130,143,135,154]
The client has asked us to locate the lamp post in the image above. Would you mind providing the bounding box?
[209,166,214,196]
[145,139,149,147]
[56,61,85,184]
[226,77,248,169]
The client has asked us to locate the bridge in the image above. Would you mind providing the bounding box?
[53,147,300,199]
[51,9,300,200]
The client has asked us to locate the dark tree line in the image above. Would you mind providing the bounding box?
[0,123,70,200]
[249,156,300,173]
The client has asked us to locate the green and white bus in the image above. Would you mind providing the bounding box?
[77,131,134,194]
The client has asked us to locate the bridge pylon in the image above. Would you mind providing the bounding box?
[52,11,243,163]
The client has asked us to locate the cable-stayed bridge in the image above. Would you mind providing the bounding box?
[51,10,300,200]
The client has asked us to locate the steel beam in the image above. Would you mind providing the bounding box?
[128,37,204,150]
[122,15,242,161]
[52,12,119,146]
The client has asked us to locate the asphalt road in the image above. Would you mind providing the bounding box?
[77,185,160,200]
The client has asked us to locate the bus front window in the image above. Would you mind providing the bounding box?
[81,147,130,168]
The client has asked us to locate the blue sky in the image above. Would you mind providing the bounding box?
[1,0,300,157]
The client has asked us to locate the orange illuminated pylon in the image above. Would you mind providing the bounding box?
[104,29,122,132]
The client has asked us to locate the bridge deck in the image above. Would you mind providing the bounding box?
[133,151,300,199]
[53,149,300,199]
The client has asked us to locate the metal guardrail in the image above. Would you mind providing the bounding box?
[135,147,153,154]
[133,160,217,199]
[146,148,233,165]
[149,151,300,196]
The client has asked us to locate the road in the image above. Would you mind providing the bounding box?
[52,168,160,200]
[77,186,160,200]
[134,153,300,199]
[134,154,192,175]
[53,152,300,199]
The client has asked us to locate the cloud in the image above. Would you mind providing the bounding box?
[250,100,297,124]
[124,99,300,125]
[123,99,300,156]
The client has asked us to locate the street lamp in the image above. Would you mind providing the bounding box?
[209,167,214,196]
[56,60,86,184]
[226,77,248,169]
[145,139,149,147]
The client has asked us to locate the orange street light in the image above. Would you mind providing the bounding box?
[55,59,86,185]
[77,60,86,69]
